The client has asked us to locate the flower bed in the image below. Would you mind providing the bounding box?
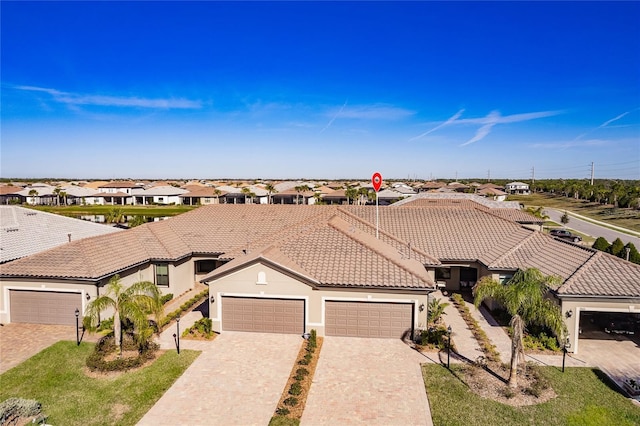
[623,378,640,396]
[271,330,323,422]
[451,293,501,362]
[158,289,208,330]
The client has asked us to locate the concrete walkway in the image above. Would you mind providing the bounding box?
[302,337,433,425]
[433,292,481,364]
[138,332,302,426]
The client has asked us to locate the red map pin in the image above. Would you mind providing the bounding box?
[372,172,383,192]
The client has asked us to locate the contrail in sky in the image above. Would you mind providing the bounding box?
[319,99,348,134]
[575,108,637,140]
[409,109,465,141]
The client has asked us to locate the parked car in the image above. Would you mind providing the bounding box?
[550,229,582,243]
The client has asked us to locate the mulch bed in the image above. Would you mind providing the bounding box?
[273,336,323,420]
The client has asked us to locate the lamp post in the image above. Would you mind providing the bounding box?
[175,315,181,354]
[562,339,571,373]
[447,325,452,369]
[75,308,80,346]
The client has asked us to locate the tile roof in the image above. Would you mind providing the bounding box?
[394,193,521,209]
[204,214,434,289]
[558,251,640,297]
[2,203,638,298]
[0,206,122,264]
[0,186,23,195]
[98,181,142,188]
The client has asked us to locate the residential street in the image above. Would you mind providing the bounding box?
[545,208,640,247]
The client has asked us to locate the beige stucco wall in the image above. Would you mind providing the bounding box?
[560,297,640,354]
[207,262,430,336]
[0,277,96,324]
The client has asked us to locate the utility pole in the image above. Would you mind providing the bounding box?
[487,169,491,182]
[590,162,595,186]
[531,166,535,186]
[455,171,458,181]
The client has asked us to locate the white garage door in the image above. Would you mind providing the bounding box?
[221,297,304,334]
[325,301,413,338]
[10,290,82,325]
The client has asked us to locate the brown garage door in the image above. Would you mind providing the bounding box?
[221,297,304,334]
[325,301,413,338]
[10,290,82,325]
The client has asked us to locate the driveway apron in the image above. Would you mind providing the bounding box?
[138,332,301,426]
[302,337,433,425]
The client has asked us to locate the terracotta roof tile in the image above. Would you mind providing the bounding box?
[558,251,640,297]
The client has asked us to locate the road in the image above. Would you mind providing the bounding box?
[545,208,640,248]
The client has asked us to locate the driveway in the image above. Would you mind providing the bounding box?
[0,323,98,374]
[301,337,433,425]
[138,332,301,426]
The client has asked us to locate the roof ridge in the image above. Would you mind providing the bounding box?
[337,207,440,265]
[327,216,433,286]
[489,228,538,267]
[556,250,601,293]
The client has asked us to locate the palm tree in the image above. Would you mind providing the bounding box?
[28,189,38,205]
[265,183,276,204]
[105,207,124,223]
[213,188,222,204]
[525,206,549,220]
[53,187,62,206]
[60,191,68,206]
[345,187,358,205]
[241,187,252,204]
[473,268,564,388]
[84,275,163,354]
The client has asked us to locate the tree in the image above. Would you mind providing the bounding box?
[28,189,38,205]
[105,207,124,223]
[128,215,146,227]
[608,238,625,258]
[53,187,62,206]
[345,188,358,205]
[592,237,610,252]
[624,243,640,264]
[265,183,276,205]
[473,268,564,388]
[525,206,549,220]
[59,191,68,206]
[241,187,255,204]
[294,185,310,205]
[427,298,449,325]
[560,211,570,225]
[83,275,163,353]
[213,188,222,204]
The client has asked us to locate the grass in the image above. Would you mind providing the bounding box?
[0,341,200,426]
[509,193,640,233]
[26,204,198,217]
[268,416,300,426]
[423,364,640,426]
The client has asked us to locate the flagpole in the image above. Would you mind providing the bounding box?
[376,191,379,239]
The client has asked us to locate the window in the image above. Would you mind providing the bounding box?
[499,274,513,285]
[155,263,169,286]
[435,268,451,280]
[196,260,220,274]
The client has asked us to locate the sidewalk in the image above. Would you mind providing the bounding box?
[435,290,586,368]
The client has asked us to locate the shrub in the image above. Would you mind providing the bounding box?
[275,407,290,416]
[96,316,114,332]
[296,368,309,377]
[289,382,302,396]
[161,293,174,305]
[283,397,298,407]
[298,358,310,366]
[0,398,42,424]
[182,318,213,338]
[502,387,515,399]
[309,329,317,348]
[86,334,158,372]
[303,353,312,362]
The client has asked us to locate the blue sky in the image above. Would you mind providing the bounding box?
[2,1,639,180]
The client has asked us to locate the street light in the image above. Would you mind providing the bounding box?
[75,308,80,346]
[175,315,181,354]
[562,339,571,373]
[447,325,452,369]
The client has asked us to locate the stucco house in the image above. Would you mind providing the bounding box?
[505,181,531,195]
[1,201,638,353]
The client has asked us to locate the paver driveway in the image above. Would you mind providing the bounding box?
[138,332,301,426]
[302,337,433,425]
[0,323,97,374]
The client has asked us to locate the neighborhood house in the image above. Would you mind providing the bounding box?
[1,196,638,353]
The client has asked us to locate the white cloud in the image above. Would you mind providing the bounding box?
[528,139,611,149]
[409,109,465,141]
[410,108,562,146]
[14,85,202,109]
[331,103,415,120]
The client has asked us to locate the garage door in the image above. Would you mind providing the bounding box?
[325,301,413,338]
[221,297,304,334]
[10,290,82,325]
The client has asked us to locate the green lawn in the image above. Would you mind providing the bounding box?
[508,194,640,233]
[26,204,198,216]
[0,341,200,426]
[423,364,640,426]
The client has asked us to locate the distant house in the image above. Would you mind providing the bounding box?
[478,187,508,202]
[0,186,23,205]
[134,186,188,205]
[505,182,531,195]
